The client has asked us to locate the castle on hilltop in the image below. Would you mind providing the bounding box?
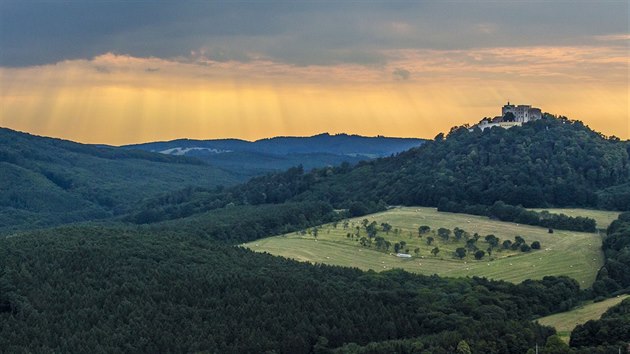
[474,102,542,131]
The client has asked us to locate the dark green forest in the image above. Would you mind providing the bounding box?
[0,128,241,233]
[0,227,580,353]
[1,116,629,352]
[123,115,629,227]
[570,298,630,350]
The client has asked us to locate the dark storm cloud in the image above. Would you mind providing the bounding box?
[0,0,627,67]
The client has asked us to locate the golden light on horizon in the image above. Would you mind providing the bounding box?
[1,48,628,145]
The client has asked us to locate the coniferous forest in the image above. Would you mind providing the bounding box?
[1,116,629,353]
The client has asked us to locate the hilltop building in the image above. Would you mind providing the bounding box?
[501,102,542,122]
[473,102,542,131]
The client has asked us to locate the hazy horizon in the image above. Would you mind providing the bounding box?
[1,1,628,144]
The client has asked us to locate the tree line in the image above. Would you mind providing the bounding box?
[437,200,597,232]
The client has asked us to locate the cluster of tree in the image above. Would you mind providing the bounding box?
[438,200,597,232]
[0,226,586,353]
[570,298,630,350]
[418,226,538,260]
[591,212,630,296]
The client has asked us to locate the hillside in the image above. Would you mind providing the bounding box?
[244,207,607,286]
[2,117,629,352]
[0,128,241,233]
[124,115,630,227]
[537,295,629,342]
[288,116,630,210]
[123,133,424,176]
[0,225,580,353]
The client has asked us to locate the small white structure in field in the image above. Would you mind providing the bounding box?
[396,253,412,258]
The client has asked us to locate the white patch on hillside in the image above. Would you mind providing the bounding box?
[158,147,232,155]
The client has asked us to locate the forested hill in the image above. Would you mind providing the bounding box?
[124,133,424,156]
[122,133,425,177]
[292,115,630,210]
[0,128,240,233]
[126,115,629,225]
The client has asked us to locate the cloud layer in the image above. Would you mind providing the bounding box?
[0,1,627,143]
[1,1,628,67]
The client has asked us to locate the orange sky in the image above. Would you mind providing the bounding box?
[1,45,628,145]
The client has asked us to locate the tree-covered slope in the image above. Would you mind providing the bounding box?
[124,115,630,227]
[592,212,630,296]
[0,226,587,353]
[570,298,630,350]
[293,115,629,210]
[0,128,241,233]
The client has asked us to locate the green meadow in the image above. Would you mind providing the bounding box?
[244,207,618,287]
[536,295,630,342]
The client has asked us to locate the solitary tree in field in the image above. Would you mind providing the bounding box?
[466,238,477,251]
[531,241,541,250]
[455,247,467,259]
[374,236,386,250]
[426,236,434,245]
[485,234,499,248]
[414,248,420,255]
[474,250,485,260]
[418,225,431,236]
[381,222,392,234]
[431,247,440,256]
[437,228,451,241]
[366,221,378,238]
[361,219,369,229]
[453,227,466,241]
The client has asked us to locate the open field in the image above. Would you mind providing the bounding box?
[536,295,630,342]
[244,207,607,286]
[531,208,620,230]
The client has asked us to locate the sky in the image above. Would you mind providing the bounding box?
[0,1,628,145]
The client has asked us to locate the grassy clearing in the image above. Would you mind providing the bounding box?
[536,295,630,342]
[244,207,607,286]
[531,208,620,230]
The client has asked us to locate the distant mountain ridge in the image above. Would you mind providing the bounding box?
[123,133,425,176]
[123,133,425,156]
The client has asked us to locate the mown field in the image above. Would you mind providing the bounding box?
[244,207,617,286]
[536,295,630,342]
